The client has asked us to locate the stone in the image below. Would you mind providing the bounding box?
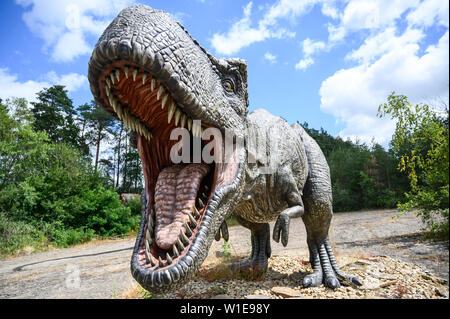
[211,294,233,299]
[379,280,397,288]
[434,288,448,298]
[245,294,271,299]
[271,286,302,298]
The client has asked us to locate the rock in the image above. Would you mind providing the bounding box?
[434,288,448,298]
[362,282,380,290]
[245,294,271,299]
[421,274,434,282]
[211,294,233,299]
[271,286,302,298]
[379,281,397,288]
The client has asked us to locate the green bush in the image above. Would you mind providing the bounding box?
[0,100,140,256]
[0,213,47,257]
[125,197,142,216]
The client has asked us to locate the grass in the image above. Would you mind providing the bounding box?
[0,216,137,259]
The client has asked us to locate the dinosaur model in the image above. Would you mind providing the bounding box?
[87,4,362,293]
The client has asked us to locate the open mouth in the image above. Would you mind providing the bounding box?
[97,60,241,288]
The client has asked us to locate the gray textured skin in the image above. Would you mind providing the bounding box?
[88,4,362,292]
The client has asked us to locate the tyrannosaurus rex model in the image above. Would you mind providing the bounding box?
[87,4,362,293]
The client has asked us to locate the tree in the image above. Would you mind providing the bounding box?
[378,92,449,239]
[31,85,88,155]
[83,101,115,172]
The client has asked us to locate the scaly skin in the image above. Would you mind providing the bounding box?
[88,4,362,292]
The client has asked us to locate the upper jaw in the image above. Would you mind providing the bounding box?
[88,4,245,136]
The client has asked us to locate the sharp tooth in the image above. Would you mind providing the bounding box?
[116,103,124,120]
[198,198,204,208]
[184,223,193,237]
[146,228,151,242]
[168,101,175,123]
[111,98,117,112]
[110,73,115,85]
[176,237,185,250]
[144,130,152,140]
[145,238,150,252]
[126,117,131,130]
[106,77,111,89]
[188,213,197,228]
[124,67,129,79]
[142,73,147,85]
[193,206,201,218]
[161,94,168,109]
[133,68,138,82]
[187,118,192,131]
[166,253,173,264]
[105,86,110,97]
[174,109,181,126]
[157,85,165,100]
[179,229,189,246]
[115,69,120,82]
[151,79,156,91]
[108,95,114,108]
[145,249,152,264]
[180,114,186,128]
[158,256,164,267]
[148,214,154,229]
[172,245,179,258]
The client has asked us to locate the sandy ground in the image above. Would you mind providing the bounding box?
[0,209,448,299]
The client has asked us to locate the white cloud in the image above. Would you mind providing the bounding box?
[295,37,327,70]
[302,38,326,56]
[327,0,420,42]
[211,0,320,55]
[211,2,270,56]
[321,1,339,19]
[407,0,449,28]
[264,52,277,63]
[44,71,88,92]
[16,0,135,62]
[319,30,449,145]
[346,27,425,64]
[295,57,314,70]
[0,68,87,103]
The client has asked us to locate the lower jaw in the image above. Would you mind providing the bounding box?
[130,146,245,291]
[130,178,220,291]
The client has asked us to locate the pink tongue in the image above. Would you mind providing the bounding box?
[154,163,210,250]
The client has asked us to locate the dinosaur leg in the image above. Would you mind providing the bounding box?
[301,193,362,289]
[229,216,271,278]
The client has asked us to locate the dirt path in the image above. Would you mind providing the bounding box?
[0,209,448,299]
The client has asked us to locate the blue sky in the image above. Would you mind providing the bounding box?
[0,0,448,147]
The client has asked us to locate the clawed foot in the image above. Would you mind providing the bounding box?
[303,236,363,289]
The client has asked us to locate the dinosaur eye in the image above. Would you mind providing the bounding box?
[223,79,234,93]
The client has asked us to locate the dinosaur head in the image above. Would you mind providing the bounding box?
[88,4,248,292]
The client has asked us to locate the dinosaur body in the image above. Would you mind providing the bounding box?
[88,4,361,293]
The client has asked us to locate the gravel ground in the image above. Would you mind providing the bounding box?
[141,254,449,299]
[1,209,448,299]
